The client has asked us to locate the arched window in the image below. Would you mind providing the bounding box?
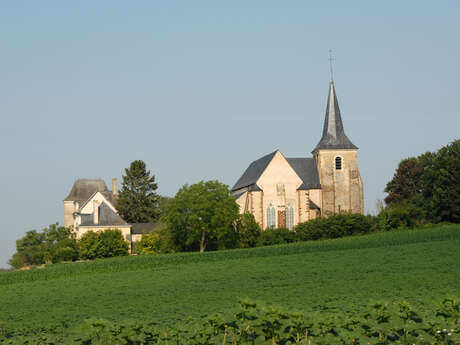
[286,203,294,230]
[335,156,342,170]
[266,204,276,228]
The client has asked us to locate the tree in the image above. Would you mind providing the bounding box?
[78,229,129,260]
[116,160,160,223]
[9,224,78,269]
[234,213,261,248]
[165,180,239,252]
[384,157,424,205]
[422,139,460,223]
[383,139,460,224]
[134,226,176,255]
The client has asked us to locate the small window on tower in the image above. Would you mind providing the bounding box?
[335,157,342,170]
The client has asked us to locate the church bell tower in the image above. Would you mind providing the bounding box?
[312,80,364,215]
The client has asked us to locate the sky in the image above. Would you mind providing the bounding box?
[1,1,459,268]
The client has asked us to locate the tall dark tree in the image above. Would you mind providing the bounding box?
[116,160,160,223]
[423,139,460,222]
[384,157,425,205]
[384,139,460,224]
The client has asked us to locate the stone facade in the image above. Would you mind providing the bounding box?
[63,179,159,254]
[314,149,363,215]
[232,79,364,228]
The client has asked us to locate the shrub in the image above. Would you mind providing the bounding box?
[295,213,373,241]
[97,230,129,258]
[375,201,425,231]
[257,227,297,246]
[135,227,176,255]
[78,231,100,260]
[235,213,262,248]
[79,229,129,260]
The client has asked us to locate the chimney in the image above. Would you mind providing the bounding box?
[112,178,118,198]
[93,200,99,225]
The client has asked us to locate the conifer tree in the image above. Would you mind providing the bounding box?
[116,160,160,223]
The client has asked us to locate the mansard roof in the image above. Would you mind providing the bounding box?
[64,179,112,203]
[313,81,357,152]
[80,202,128,227]
[231,151,321,192]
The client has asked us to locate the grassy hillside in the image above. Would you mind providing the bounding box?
[1,224,459,333]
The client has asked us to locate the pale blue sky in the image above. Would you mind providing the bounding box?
[1,1,459,267]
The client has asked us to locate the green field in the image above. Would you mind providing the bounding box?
[1,225,460,336]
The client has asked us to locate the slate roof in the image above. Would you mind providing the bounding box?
[131,222,162,235]
[309,200,320,210]
[231,151,277,191]
[80,202,128,227]
[286,158,321,190]
[233,191,245,200]
[232,151,321,193]
[313,81,358,152]
[64,179,112,203]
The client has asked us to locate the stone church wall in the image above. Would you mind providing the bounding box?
[315,149,363,215]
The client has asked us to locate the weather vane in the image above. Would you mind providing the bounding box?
[328,49,335,82]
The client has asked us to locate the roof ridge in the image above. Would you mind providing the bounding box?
[231,150,279,191]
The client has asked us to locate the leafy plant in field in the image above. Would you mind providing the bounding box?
[0,298,459,344]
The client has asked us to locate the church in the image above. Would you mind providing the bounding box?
[231,79,364,229]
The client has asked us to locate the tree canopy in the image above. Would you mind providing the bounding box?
[384,157,424,205]
[9,224,79,268]
[423,139,460,222]
[384,139,460,223]
[116,160,160,223]
[165,180,239,252]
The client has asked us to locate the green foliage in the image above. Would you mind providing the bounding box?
[384,157,425,205]
[8,224,78,269]
[0,224,460,337]
[295,212,374,241]
[423,139,460,223]
[78,231,99,260]
[384,139,460,224]
[165,180,239,252]
[257,227,297,246]
[234,213,262,248]
[79,229,129,260]
[116,160,160,223]
[375,201,425,231]
[135,226,176,255]
[1,299,459,344]
[157,195,172,219]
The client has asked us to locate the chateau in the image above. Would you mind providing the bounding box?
[63,178,155,251]
[231,79,364,229]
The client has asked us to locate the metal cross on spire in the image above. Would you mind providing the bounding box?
[328,49,335,82]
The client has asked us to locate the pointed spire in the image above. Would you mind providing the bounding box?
[313,81,357,152]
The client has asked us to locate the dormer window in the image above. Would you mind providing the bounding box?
[335,156,342,170]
